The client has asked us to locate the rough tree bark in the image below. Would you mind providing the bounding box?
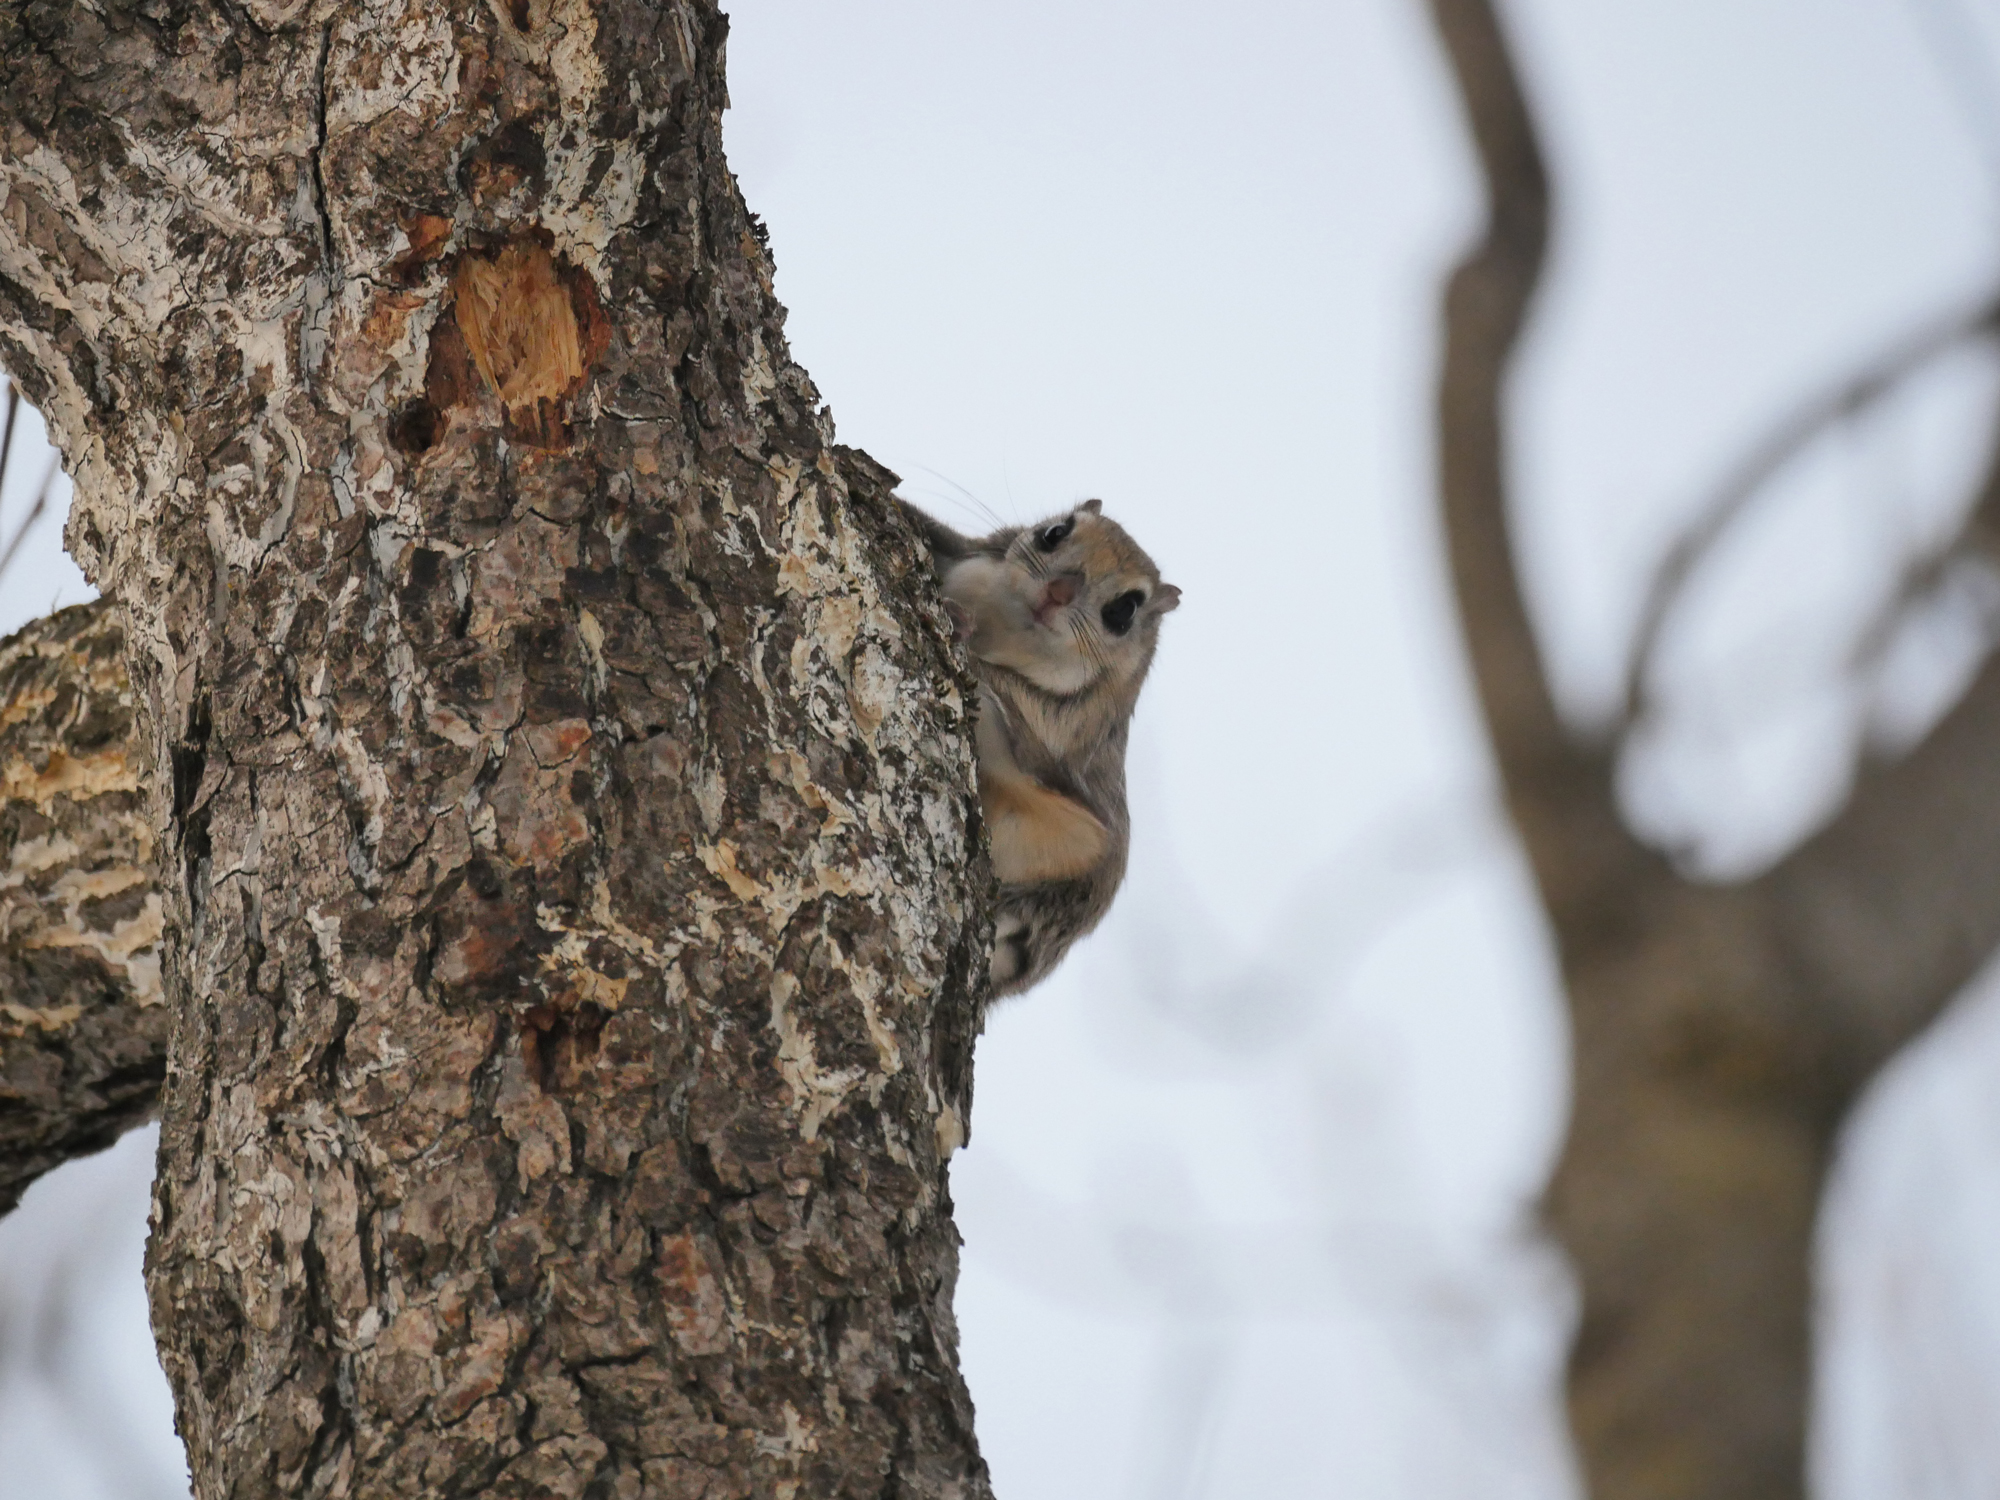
[0,3,995,1497]
[0,599,165,1214]
[1427,1,2000,1497]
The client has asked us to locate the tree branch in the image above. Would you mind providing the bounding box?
[1428,0,2000,1077]
[1426,4,2000,1493]
[1426,0,1656,942]
[0,597,164,1215]
[1763,367,2000,1076]
[1620,295,2000,729]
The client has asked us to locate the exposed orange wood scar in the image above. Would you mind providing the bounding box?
[441,237,611,448]
[454,242,584,411]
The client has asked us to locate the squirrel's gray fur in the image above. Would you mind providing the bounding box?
[900,497,1180,998]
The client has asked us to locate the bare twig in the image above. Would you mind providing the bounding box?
[1833,371,2000,737]
[1620,295,2000,730]
[0,454,56,585]
[1426,0,1656,941]
[1902,0,2000,188]
[1763,319,2000,1073]
[0,378,20,536]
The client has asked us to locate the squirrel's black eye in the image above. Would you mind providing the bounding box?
[1101,590,1145,636]
[1035,519,1075,552]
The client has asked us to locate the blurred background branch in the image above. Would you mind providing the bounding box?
[1621,297,2000,735]
[1430,0,2000,1496]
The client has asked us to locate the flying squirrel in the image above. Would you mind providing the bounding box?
[899,497,1180,998]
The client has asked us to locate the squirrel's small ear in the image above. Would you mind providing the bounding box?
[1079,498,1104,515]
[1153,583,1182,613]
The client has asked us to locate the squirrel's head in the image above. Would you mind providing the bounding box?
[940,500,1181,699]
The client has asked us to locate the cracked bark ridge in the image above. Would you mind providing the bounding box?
[0,596,165,1215]
[1,3,993,1497]
[1428,0,2000,1495]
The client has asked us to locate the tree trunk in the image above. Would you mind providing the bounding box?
[1425,1,2000,1495]
[0,4,994,1496]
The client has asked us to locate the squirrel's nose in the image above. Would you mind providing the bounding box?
[1036,574,1080,622]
